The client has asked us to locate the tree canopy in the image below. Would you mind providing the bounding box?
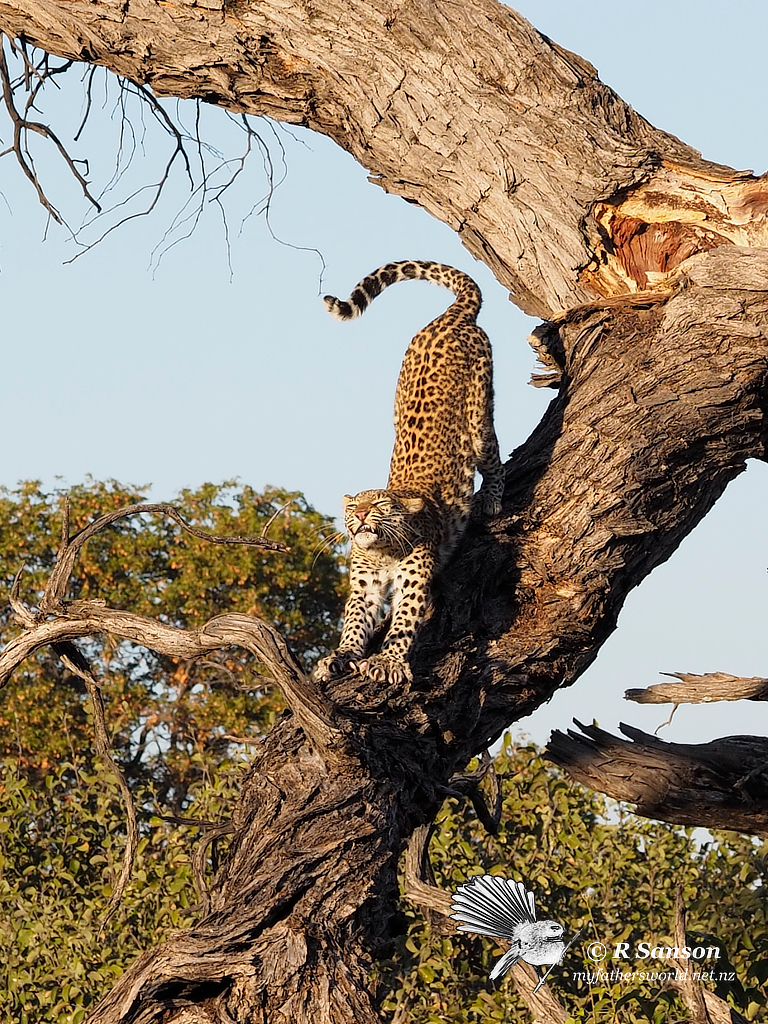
[0,480,343,805]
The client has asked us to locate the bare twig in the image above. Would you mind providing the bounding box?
[0,33,100,223]
[53,643,140,931]
[40,499,288,614]
[444,750,502,835]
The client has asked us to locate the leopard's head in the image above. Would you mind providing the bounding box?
[343,489,425,555]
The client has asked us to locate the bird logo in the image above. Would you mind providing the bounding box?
[450,874,580,992]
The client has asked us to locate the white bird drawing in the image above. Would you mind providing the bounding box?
[450,874,580,990]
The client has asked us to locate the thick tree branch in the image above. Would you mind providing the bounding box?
[2,1,768,315]
[1,3,768,1021]
[406,246,768,770]
[547,721,768,838]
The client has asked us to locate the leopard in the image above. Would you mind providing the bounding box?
[314,260,504,688]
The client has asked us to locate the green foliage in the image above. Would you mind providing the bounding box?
[0,755,234,1024]
[378,739,768,1023]
[1,481,766,1022]
[0,479,344,809]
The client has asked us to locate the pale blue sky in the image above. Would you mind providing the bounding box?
[1,2,766,747]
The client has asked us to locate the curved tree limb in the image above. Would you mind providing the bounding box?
[3,500,334,750]
[2,2,768,315]
[42,499,287,612]
[0,605,338,751]
[1,2,768,1021]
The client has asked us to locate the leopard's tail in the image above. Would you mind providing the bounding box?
[323,260,482,321]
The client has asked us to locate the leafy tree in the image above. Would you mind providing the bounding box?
[0,479,344,809]
[2,741,766,1023]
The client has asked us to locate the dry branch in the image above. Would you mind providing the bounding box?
[1,606,337,751]
[3,2,768,315]
[42,499,287,612]
[547,721,768,838]
[669,891,710,1024]
[3,501,334,749]
[666,891,749,1024]
[2,499,339,928]
[626,672,768,706]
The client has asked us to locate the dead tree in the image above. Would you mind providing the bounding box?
[1,1,767,1021]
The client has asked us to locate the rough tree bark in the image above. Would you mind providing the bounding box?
[1,1,767,1022]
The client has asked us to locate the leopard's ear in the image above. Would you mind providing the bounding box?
[402,497,424,513]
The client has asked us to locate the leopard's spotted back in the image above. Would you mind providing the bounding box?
[325,260,501,530]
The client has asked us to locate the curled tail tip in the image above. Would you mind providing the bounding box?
[323,294,357,320]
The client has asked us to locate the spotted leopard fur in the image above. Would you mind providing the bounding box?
[315,260,504,687]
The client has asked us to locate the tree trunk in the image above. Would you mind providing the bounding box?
[1,1,768,1021]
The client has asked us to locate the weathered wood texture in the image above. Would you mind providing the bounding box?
[1,2,768,1023]
[1,244,763,1024]
[626,671,768,706]
[2,0,768,317]
[548,721,768,839]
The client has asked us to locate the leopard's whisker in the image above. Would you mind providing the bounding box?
[310,531,346,569]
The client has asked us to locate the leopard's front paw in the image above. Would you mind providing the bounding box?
[313,652,356,682]
[351,654,412,687]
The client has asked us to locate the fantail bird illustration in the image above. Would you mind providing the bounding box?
[450,874,579,988]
